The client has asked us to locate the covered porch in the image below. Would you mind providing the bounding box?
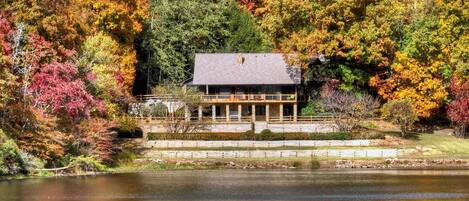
[192,103,298,122]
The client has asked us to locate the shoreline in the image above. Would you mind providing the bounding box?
[3,158,469,181]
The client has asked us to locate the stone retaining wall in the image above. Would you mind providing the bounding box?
[143,149,401,159]
[143,140,371,149]
[140,122,338,134]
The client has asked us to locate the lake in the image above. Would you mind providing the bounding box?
[1,169,469,201]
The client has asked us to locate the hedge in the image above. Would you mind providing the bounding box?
[147,130,385,141]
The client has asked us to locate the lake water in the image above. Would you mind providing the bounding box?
[1,169,469,201]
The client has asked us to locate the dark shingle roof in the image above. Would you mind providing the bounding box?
[192,53,301,85]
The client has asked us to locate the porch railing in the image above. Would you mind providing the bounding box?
[134,115,335,124]
[136,93,297,103]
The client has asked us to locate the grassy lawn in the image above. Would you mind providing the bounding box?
[400,133,469,158]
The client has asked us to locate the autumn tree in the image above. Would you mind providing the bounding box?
[256,0,406,88]
[381,99,418,137]
[29,61,104,121]
[370,1,466,118]
[79,32,133,117]
[447,77,469,137]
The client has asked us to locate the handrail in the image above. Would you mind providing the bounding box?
[134,115,336,123]
[136,93,297,102]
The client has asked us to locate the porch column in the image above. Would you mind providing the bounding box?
[184,105,190,122]
[198,105,203,121]
[238,104,242,122]
[212,105,216,122]
[279,104,283,122]
[226,104,230,122]
[266,104,270,122]
[293,103,298,122]
[251,104,256,122]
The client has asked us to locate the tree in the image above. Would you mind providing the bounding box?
[136,0,230,89]
[152,85,206,133]
[76,118,116,163]
[256,0,406,68]
[321,90,380,132]
[79,32,133,117]
[2,0,89,50]
[381,99,418,137]
[447,77,469,137]
[29,61,104,121]
[370,52,448,118]
[224,1,272,52]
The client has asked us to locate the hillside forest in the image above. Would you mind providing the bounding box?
[0,0,467,175]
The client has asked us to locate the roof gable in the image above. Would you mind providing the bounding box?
[192,53,301,85]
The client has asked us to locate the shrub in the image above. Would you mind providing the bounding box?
[259,129,275,140]
[258,129,285,140]
[310,160,320,169]
[301,100,323,116]
[381,99,418,137]
[20,152,45,173]
[76,118,117,163]
[115,150,137,164]
[322,90,380,131]
[240,130,257,140]
[117,115,143,138]
[69,156,107,173]
[292,161,303,168]
[447,77,469,137]
[0,139,26,175]
[309,132,351,140]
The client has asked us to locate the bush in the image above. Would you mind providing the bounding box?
[20,152,45,173]
[259,129,275,140]
[69,156,107,173]
[240,130,257,140]
[117,116,143,138]
[310,160,320,169]
[292,161,303,168]
[301,100,324,116]
[0,139,26,175]
[115,150,137,164]
[381,99,418,137]
[309,132,351,140]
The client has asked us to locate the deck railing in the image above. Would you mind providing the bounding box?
[136,93,297,103]
[134,114,335,124]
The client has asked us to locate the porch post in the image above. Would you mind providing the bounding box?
[251,104,256,122]
[184,105,190,122]
[293,103,298,122]
[226,104,230,122]
[198,105,203,121]
[279,104,283,122]
[212,105,216,122]
[238,104,242,122]
[266,104,270,122]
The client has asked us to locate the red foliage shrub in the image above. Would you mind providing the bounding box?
[76,118,116,162]
[447,77,469,137]
[29,61,105,120]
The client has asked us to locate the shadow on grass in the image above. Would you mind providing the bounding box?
[373,130,421,140]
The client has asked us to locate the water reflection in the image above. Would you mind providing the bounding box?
[1,170,469,201]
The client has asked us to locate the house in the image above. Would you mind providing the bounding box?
[187,53,302,122]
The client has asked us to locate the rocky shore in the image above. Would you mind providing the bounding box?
[136,158,469,170]
[331,158,469,169]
